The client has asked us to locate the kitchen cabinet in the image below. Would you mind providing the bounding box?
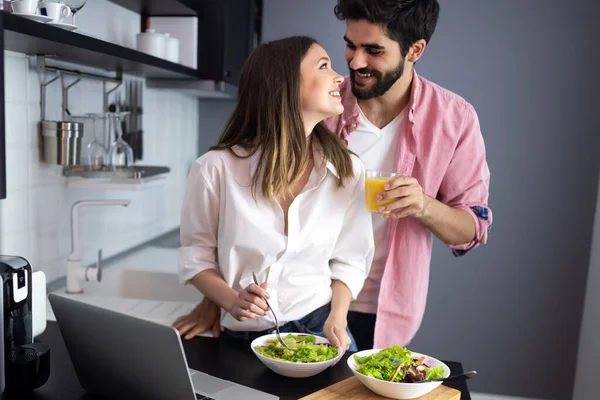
[196,0,263,85]
[105,0,198,16]
[146,0,263,95]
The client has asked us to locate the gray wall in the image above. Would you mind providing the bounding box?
[197,99,235,155]
[573,1,600,399]
[263,1,599,399]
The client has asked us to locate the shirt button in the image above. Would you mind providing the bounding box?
[351,123,356,128]
[342,119,346,124]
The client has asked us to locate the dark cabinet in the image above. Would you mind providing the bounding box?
[196,0,263,85]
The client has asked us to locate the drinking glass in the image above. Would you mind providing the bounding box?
[61,0,86,25]
[364,170,397,213]
[107,111,133,169]
[84,113,107,170]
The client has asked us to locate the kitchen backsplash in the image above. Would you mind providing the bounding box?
[0,0,200,284]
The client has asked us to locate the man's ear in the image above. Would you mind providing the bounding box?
[407,39,427,63]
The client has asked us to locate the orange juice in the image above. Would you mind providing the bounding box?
[365,177,395,213]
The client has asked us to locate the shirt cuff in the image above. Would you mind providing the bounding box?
[449,205,492,257]
[178,246,218,283]
[329,260,368,300]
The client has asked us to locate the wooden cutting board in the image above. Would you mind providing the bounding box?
[299,377,460,400]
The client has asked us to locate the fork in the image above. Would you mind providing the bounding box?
[414,370,477,383]
[252,271,290,349]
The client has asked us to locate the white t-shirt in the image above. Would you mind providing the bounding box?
[346,106,405,314]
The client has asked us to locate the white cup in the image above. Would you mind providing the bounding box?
[11,0,39,14]
[39,1,72,22]
[164,33,180,63]
[136,29,166,59]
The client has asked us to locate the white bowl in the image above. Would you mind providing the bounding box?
[347,349,451,399]
[250,333,343,378]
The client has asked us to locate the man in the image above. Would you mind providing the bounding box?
[324,0,492,350]
[173,0,492,350]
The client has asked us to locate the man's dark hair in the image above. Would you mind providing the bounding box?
[334,0,440,57]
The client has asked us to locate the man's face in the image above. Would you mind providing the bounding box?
[344,19,406,100]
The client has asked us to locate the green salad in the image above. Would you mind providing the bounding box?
[353,345,445,383]
[254,334,339,363]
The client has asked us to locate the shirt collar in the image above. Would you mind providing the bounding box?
[314,148,339,179]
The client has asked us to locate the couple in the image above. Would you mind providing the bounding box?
[173,0,493,353]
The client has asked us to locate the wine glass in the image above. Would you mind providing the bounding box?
[84,113,108,171]
[61,0,87,25]
[107,112,133,170]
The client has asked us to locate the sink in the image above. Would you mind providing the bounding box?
[46,248,209,336]
[80,269,201,303]
[150,230,180,249]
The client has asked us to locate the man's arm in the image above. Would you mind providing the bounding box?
[377,102,492,250]
[435,102,492,253]
[419,195,476,245]
[377,178,476,246]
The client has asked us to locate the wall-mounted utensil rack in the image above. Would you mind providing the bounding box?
[37,56,123,122]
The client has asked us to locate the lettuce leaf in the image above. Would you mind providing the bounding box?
[426,366,445,380]
[254,334,338,363]
[354,346,445,383]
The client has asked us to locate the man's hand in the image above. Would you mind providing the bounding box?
[172,297,221,340]
[323,314,351,353]
[228,282,270,321]
[376,175,478,245]
[375,176,429,220]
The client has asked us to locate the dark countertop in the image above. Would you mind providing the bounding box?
[1,322,471,400]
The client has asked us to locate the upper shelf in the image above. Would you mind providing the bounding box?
[107,0,198,16]
[1,12,199,79]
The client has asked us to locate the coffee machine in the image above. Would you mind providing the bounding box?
[0,256,50,394]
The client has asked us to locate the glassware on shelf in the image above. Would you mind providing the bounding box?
[84,113,108,171]
[61,0,87,25]
[107,111,133,170]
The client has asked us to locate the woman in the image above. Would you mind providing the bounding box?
[174,36,374,352]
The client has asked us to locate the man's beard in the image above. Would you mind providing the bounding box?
[349,60,404,100]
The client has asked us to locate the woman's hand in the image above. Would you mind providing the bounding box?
[228,282,270,321]
[172,297,221,340]
[323,313,351,353]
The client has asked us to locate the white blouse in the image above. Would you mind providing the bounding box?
[179,146,374,332]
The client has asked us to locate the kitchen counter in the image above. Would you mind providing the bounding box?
[1,321,472,400]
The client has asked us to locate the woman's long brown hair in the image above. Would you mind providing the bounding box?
[210,36,354,202]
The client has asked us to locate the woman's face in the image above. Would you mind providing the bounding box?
[300,44,344,129]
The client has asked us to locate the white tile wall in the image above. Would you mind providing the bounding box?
[0,1,200,283]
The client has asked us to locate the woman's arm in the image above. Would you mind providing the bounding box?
[329,280,353,321]
[326,160,375,350]
[174,158,268,338]
[324,280,353,349]
[190,269,269,320]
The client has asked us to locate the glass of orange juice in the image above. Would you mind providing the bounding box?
[365,170,397,213]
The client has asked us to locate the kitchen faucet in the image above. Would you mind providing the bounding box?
[66,199,131,294]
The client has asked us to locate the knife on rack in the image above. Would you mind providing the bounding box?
[137,81,143,160]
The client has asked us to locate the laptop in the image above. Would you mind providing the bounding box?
[48,294,279,400]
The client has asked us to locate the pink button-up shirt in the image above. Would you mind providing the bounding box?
[324,71,493,348]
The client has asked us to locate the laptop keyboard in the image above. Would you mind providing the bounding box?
[196,395,216,400]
